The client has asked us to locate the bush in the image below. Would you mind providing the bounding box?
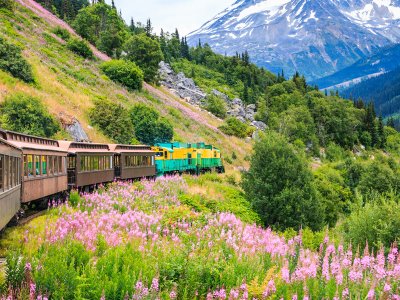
[52,26,71,40]
[0,37,34,83]
[0,0,14,10]
[0,94,60,137]
[130,104,173,145]
[343,197,400,251]
[100,60,143,91]
[219,117,250,138]
[325,142,347,161]
[67,38,93,59]
[242,132,324,231]
[89,99,134,144]
[204,95,227,118]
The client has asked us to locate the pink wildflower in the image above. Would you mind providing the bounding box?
[367,289,375,300]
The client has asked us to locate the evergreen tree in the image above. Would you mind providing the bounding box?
[111,0,115,9]
[130,17,135,32]
[145,18,153,37]
[387,117,396,129]
[377,115,386,148]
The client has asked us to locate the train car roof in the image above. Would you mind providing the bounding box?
[0,129,67,153]
[58,141,112,153]
[0,137,22,151]
[109,144,154,154]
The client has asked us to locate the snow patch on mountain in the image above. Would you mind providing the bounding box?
[188,0,400,80]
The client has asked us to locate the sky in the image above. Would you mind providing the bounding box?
[106,0,235,36]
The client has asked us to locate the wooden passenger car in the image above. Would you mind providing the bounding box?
[59,141,114,188]
[0,138,22,230]
[0,130,68,203]
[109,144,156,180]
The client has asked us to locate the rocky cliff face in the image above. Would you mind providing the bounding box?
[188,0,400,80]
[158,62,267,132]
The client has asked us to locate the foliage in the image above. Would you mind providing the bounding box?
[100,59,143,91]
[343,195,400,251]
[0,0,14,11]
[67,38,93,59]
[0,36,34,83]
[2,177,400,299]
[123,33,164,83]
[314,165,353,227]
[72,2,126,57]
[219,117,250,138]
[0,94,60,138]
[51,26,70,41]
[204,94,227,118]
[129,104,173,145]
[89,98,134,144]
[36,0,88,21]
[242,132,324,231]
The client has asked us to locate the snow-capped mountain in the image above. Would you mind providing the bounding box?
[188,0,400,80]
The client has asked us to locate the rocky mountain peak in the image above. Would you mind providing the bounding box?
[188,0,400,80]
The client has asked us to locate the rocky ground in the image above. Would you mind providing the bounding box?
[159,61,267,132]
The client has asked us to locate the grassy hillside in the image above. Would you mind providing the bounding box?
[0,1,251,170]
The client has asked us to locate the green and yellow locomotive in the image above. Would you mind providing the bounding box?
[152,142,224,175]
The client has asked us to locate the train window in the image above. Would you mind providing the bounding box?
[10,157,14,187]
[156,152,163,157]
[41,156,47,176]
[35,155,41,176]
[68,156,76,169]
[60,157,63,172]
[49,156,54,175]
[151,156,154,166]
[0,155,3,191]
[54,156,59,174]
[4,156,8,190]
[80,156,85,172]
[164,151,168,159]
[27,155,34,178]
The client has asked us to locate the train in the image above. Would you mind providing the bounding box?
[0,129,224,231]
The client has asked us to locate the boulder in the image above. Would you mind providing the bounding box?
[251,121,267,131]
[232,98,243,106]
[212,89,230,104]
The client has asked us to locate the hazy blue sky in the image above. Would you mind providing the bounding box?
[106,0,234,35]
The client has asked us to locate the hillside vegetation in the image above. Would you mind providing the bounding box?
[1,1,400,298]
[0,1,251,169]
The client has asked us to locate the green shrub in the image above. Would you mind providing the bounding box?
[89,99,134,144]
[100,59,143,91]
[242,132,324,231]
[204,94,227,118]
[130,104,174,145]
[52,26,71,40]
[5,252,26,292]
[343,197,400,251]
[0,0,14,10]
[325,142,347,161]
[0,94,60,137]
[219,117,250,138]
[0,37,34,83]
[67,38,93,59]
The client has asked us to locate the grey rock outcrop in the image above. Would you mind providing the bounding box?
[159,61,206,106]
[59,112,90,142]
[158,61,267,135]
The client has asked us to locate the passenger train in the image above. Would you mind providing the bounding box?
[0,129,224,231]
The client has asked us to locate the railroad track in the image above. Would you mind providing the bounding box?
[17,210,47,226]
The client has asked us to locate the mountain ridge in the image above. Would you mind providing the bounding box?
[188,0,400,80]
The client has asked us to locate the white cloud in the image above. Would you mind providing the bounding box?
[107,0,234,35]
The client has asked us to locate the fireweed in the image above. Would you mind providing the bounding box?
[1,177,399,299]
